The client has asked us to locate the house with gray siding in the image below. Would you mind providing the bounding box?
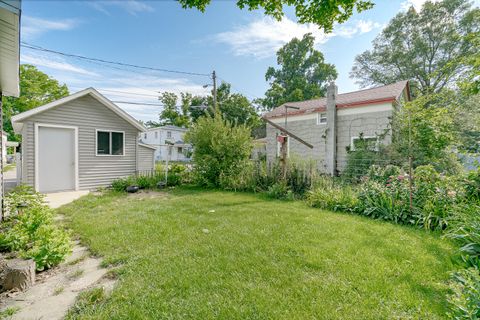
[263,81,411,175]
[11,88,155,193]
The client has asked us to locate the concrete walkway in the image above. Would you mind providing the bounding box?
[0,189,113,319]
[45,190,90,209]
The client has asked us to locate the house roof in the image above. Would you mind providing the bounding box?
[11,87,146,133]
[263,80,410,119]
[146,125,187,132]
[0,0,21,97]
[138,143,157,150]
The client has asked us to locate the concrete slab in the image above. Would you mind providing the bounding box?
[45,191,90,209]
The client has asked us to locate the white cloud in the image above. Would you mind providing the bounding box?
[21,54,99,76]
[22,16,79,39]
[401,0,480,11]
[213,17,382,58]
[89,0,154,15]
[400,0,439,11]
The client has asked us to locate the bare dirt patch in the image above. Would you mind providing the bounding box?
[126,189,170,200]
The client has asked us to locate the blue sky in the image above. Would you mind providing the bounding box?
[19,0,479,122]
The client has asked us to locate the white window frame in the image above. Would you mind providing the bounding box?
[350,135,379,151]
[154,131,158,139]
[317,112,327,125]
[34,123,79,191]
[95,129,125,156]
[167,131,172,138]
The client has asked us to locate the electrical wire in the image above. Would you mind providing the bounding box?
[21,42,211,77]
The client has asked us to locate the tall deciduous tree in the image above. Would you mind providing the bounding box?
[158,92,190,127]
[261,33,337,110]
[350,0,480,95]
[1,64,69,140]
[178,0,373,31]
[214,83,260,128]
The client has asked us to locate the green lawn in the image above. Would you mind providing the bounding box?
[59,188,454,319]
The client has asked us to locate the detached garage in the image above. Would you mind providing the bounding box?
[11,88,155,193]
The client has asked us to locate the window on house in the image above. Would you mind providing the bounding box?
[317,113,327,125]
[178,147,183,154]
[144,133,147,139]
[167,131,172,138]
[155,131,158,139]
[96,130,124,155]
[350,135,378,152]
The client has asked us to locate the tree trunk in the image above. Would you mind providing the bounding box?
[1,259,36,291]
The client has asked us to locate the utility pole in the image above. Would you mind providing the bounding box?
[212,70,217,112]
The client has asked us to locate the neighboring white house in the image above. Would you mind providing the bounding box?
[11,88,156,193]
[140,125,191,162]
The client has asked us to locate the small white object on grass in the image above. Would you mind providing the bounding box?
[208,210,215,213]
[202,229,209,234]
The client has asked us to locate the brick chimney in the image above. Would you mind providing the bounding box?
[325,82,337,176]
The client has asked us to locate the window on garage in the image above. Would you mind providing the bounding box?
[96,130,124,155]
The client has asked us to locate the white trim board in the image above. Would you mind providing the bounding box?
[12,88,146,133]
[34,123,79,192]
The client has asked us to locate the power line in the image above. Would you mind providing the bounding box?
[112,101,165,106]
[69,86,159,98]
[21,42,211,77]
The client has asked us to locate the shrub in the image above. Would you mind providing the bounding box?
[464,168,480,201]
[448,203,480,269]
[265,181,294,200]
[0,186,72,271]
[447,268,480,320]
[307,177,359,213]
[167,163,187,186]
[185,114,253,188]
[111,176,135,192]
[357,179,414,225]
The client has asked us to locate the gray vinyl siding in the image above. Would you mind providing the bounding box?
[137,145,155,171]
[22,95,140,190]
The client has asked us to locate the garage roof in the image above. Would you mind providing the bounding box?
[11,87,147,132]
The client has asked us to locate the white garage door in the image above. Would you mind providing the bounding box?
[37,126,76,193]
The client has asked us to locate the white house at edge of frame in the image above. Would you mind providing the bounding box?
[140,125,191,162]
[11,88,156,193]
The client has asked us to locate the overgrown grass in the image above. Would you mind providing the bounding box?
[59,188,455,319]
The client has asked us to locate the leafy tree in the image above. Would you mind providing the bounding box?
[215,83,260,128]
[460,24,480,94]
[261,33,337,110]
[455,94,480,153]
[350,0,480,95]
[389,91,461,173]
[185,114,253,187]
[158,92,190,127]
[178,0,373,31]
[2,65,69,140]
